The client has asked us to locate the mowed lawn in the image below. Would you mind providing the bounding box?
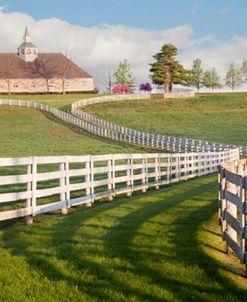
[1,93,247,301]
[0,105,144,157]
[84,92,247,146]
[0,175,246,302]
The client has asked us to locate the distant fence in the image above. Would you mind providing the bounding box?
[71,94,247,156]
[218,159,247,275]
[163,92,195,99]
[1,95,247,155]
[0,149,239,223]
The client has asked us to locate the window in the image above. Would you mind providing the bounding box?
[13,82,19,88]
[82,80,87,87]
[31,81,36,88]
[21,49,24,55]
[65,81,70,87]
[33,49,37,54]
[27,49,31,54]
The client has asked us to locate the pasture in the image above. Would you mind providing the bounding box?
[84,93,247,146]
[1,175,247,301]
[0,93,247,301]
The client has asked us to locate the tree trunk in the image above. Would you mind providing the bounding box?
[7,79,11,95]
[46,79,50,93]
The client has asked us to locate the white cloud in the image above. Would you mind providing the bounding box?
[0,9,246,90]
[216,7,231,15]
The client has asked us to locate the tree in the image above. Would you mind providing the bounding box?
[104,71,113,94]
[0,54,14,95]
[203,67,221,91]
[29,55,57,92]
[139,82,152,92]
[112,84,132,94]
[225,63,242,91]
[190,58,204,91]
[149,43,190,93]
[241,60,247,84]
[113,59,135,88]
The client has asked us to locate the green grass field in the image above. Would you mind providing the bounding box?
[0,93,247,301]
[0,175,246,302]
[84,92,247,146]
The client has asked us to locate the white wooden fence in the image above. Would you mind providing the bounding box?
[0,149,239,224]
[218,159,247,276]
[71,94,247,156]
[1,95,247,155]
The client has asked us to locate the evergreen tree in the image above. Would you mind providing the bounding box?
[203,67,221,91]
[113,59,135,88]
[149,43,190,92]
[225,63,242,91]
[190,58,204,91]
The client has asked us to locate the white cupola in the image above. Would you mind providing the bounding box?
[18,26,38,62]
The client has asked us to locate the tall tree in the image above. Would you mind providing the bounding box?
[113,59,135,88]
[149,43,190,93]
[0,54,14,95]
[241,59,247,84]
[190,58,204,92]
[203,67,221,91]
[225,63,242,91]
[104,71,113,94]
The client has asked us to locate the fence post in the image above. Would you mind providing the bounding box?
[25,163,33,225]
[155,155,160,190]
[31,157,37,218]
[126,156,133,197]
[142,156,147,193]
[85,156,94,208]
[60,159,68,215]
[107,157,114,201]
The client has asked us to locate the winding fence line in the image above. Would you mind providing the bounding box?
[71,94,247,156]
[0,149,239,223]
[1,95,247,155]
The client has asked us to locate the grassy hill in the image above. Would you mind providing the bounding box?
[0,93,148,157]
[0,93,246,300]
[84,92,247,146]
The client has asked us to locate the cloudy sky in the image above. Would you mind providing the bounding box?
[0,0,246,89]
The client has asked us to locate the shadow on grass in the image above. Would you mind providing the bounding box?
[41,110,158,153]
[2,176,247,301]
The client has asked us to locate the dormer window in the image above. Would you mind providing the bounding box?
[27,49,31,54]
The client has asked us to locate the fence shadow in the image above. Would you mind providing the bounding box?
[2,176,247,301]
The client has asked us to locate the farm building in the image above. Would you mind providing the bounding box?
[0,27,93,94]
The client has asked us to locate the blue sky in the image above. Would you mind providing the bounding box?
[0,0,245,41]
[0,0,246,88]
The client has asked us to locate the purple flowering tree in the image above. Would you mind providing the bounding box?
[139,82,152,92]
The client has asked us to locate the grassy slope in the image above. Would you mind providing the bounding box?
[0,93,100,108]
[84,92,247,146]
[0,93,144,157]
[0,106,144,157]
[0,175,246,302]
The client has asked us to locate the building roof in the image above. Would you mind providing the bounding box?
[0,53,92,79]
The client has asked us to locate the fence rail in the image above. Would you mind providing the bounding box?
[0,149,239,223]
[218,159,247,275]
[71,94,247,156]
[1,95,247,155]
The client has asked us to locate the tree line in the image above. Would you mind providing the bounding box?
[110,43,247,93]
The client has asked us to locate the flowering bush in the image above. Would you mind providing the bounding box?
[112,84,132,94]
[93,85,100,94]
[139,82,152,92]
